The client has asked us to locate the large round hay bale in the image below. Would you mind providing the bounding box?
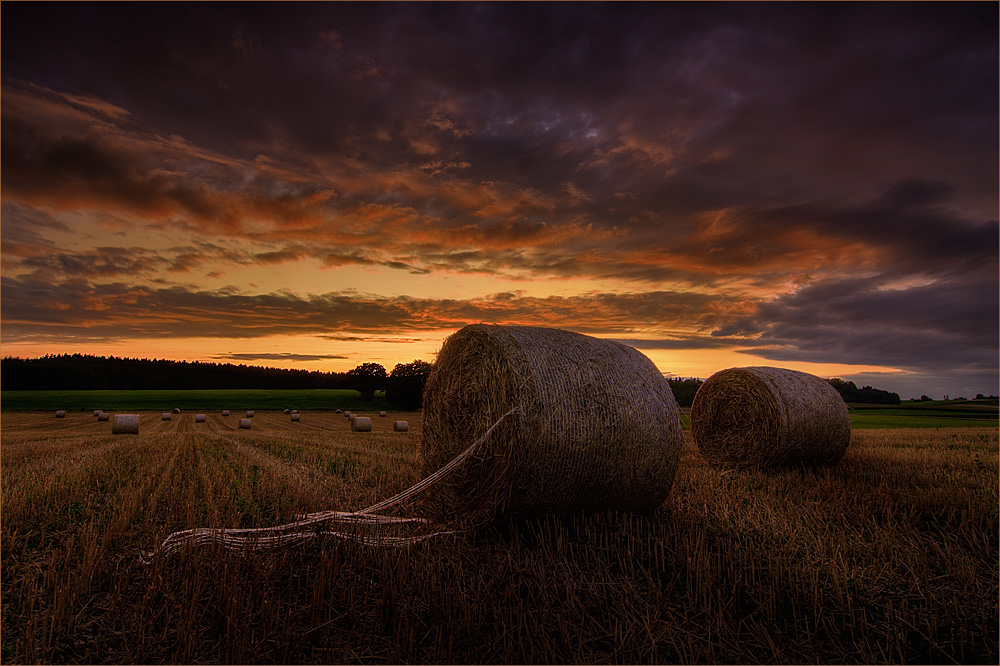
[239,418,252,430]
[394,420,409,432]
[352,416,372,432]
[691,366,851,470]
[112,414,139,434]
[97,412,110,422]
[422,324,683,523]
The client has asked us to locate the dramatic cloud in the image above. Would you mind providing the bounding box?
[1,2,996,397]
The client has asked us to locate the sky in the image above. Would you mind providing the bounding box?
[1,1,997,400]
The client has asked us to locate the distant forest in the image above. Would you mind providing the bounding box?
[1,354,349,391]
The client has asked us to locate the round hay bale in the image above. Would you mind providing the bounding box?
[245,410,254,418]
[222,410,230,416]
[394,420,409,432]
[97,412,110,422]
[161,413,172,421]
[352,416,372,432]
[283,409,290,415]
[93,409,102,417]
[239,418,252,430]
[55,410,66,418]
[195,414,206,423]
[335,408,343,414]
[291,413,300,422]
[291,409,299,414]
[349,414,357,422]
[379,411,387,417]
[691,366,851,470]
[173,408,181,414]
[422,324,683,523]
[112,414,139,434]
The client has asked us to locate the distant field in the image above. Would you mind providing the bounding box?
[849,398,998,429]
[0,389,394,413]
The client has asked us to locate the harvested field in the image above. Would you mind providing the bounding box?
[0,411,996,664]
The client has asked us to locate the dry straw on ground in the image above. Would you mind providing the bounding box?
[421,324,683,525]
[111,414,139,434]
[691,366,851,470]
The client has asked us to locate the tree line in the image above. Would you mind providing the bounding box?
[1,355,902,408]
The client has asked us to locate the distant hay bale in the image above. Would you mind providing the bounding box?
[352,416,372,432]
[344,411,353,419]
[283,409,290,414]
[394,420,409,432]
[349,414,357,422]
[93,409,102,417]
[690,366,851,470]
[161,413,172,421]
[97,412,110,421]
[55,410,66,418]
[221,410,230,416]
[335,409,343,414]
[239,418,252,429]
[112,414,139,434]
[421,324,683,524]
[379,411,387,417]
[291,409,298,414]
[195,414,206,423]
[291,413,300,422]
[173,408,180,414]
[245,410,254,418]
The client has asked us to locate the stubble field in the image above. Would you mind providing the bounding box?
[1,409,997,664]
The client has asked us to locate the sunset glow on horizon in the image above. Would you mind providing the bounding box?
[2,2,996,399]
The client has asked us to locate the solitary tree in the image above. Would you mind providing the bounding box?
[346,363,387,401]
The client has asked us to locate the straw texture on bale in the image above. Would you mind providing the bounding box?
[394,420,409,432]
[291,413,300,422]
[421,324,683,524]
[691,366,851,470]
[161,413,171,421]
[55,410,66,418]
[239,418,252,429]
[352,416,372,432]
[112,414,139,434]
[245,410,254,418]
[97,412,110,421]
[222,410,230,416]
[195,414,206,423]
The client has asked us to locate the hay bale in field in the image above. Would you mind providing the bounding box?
[690,366,851,470]
[93,409,102,416]
[222,410,230,416]
[421,324,683,524]
[291,409,299,414]
[344,411,353,419]
[352,416,372,432]
[161,413,172,421]
[195,414,206,423]
[245,410,254,418]
[112,414,139,434]
[97,412,110,421]
[379,411,387,417]
[55,410,66,418]
[394,420,409,432]
[335,408,342,414]
[239,418,252,429]
[349,413,357,423]
[173,408,180,414]
[291,413,300,422]
[283,409,290,414]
